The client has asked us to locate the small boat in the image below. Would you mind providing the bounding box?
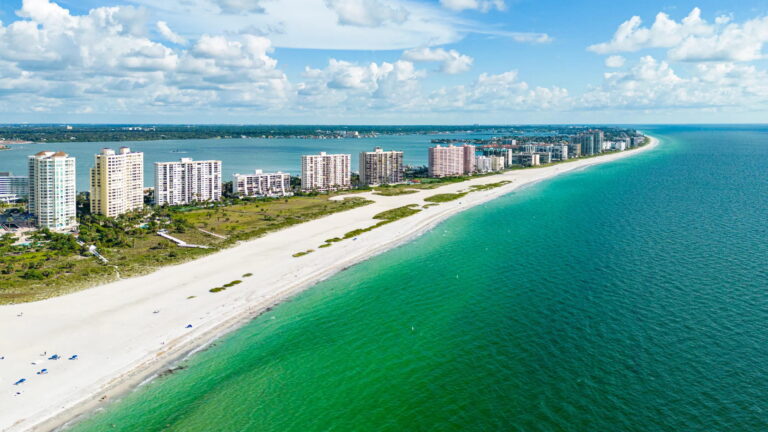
[69,355,78,360]
[185,324,193,328]
[14,378,26,385]
[36,369,48,375]
[48,354,60,360]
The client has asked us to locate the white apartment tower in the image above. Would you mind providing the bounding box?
[233,170,292,197]
[154,158,222,206]
[28,151,77,231]
[301,152,351,191]
[359,147,404,186]
[90,147,144,217]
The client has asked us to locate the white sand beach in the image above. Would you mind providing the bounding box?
[0,136,659,432]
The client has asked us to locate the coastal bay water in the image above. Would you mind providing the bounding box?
[1,133,474,191]
[68,125,768,431]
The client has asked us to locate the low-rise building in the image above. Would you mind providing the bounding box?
[535,152,552,164]
[630,135,645,148]
[510,153,540,167]
[520,144,536,153]
[0,172,29,203]
[540,144,569,161]
[475,156,492,173]
[490,155,505,171]
[233,170,292,197]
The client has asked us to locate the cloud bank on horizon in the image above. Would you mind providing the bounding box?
[0,0,767,123]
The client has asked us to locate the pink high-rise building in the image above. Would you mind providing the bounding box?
[428,144,476,177]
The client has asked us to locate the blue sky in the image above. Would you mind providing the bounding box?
[1,0,768,124]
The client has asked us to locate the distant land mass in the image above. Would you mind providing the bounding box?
[0,124,637,144]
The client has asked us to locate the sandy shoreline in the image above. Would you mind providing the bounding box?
[0,136,659,432]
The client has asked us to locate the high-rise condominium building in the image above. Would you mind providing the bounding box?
[428,144,476,177]
[233,170,292,197]
[359,147,404,186]
[28,151,77,230]
[592,130,605,152]
[90,147,144,217]
[575,133,597,156]
[154,158,222,206]
[301,152,351,191]
[567,142,581,158]
[0,172,29,203]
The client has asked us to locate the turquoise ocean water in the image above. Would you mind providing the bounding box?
[65,125,768,431]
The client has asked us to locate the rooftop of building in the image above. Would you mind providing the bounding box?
[31,150,70,158]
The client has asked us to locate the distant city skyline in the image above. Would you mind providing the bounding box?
[1,0,768,124]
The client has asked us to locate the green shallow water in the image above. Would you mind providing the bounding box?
[68,126,768,431]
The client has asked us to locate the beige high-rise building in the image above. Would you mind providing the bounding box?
[428,144,476,177]
[90,147,144,217]
[28,151,77,231]
[301,152,351,191]
[359,147,404,186]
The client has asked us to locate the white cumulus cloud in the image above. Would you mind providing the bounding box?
[156,21,187,45]
[589,7,768,62]
[581,55,768,109]
[605,55,625,68]
[402,47,473,74]
[297,59,425,110]
[0,0,290,116]
[428,70,569,112]
[589,8,712,54]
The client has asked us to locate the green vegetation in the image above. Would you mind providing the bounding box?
[342,223,387,239]
[318,243,332,248]
[421,182,510,204]
[209,280,242,292]
[469,181,511,191]
[336,204,423,242]
[176,196,371,242]
[242,273,253,277]
[372,187,418,196]
[292,250,314,258]
[0,195,371,304]
[424,192,468,203]
[422,203,439,209]
[373,204,421,221]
